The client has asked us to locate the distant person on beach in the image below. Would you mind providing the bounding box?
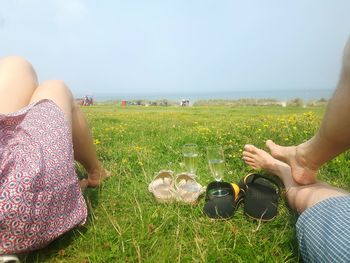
[0,56,110,255]
[243,37,350,262]
[83,95,94,106]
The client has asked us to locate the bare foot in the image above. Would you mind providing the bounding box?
[242,144,297,188]
[265,140,318,185]
[79,179,89,191]
[243,144,290,177]
[87,162,111,187]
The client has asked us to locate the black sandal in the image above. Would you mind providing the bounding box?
[203,181,243,219]
[239,173,280,221]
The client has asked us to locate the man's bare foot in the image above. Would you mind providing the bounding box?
[265,140,318,185]
[243,144,290,177]
[242,144,298,188]
[87,162,111,187]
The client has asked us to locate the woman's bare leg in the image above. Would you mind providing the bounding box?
[243,144,349,213]
[0,56,38,114]
[0,56,109,187]
[29,80,110,187]
[265,37,350,185]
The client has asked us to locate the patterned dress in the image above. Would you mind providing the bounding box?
[0,99,87,254]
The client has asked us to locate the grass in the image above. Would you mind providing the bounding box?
[21,104,350,262]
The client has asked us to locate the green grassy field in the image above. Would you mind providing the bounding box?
[22,104,350,263]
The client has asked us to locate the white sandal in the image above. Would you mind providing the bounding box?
[0,255,20,263]
[148,170,176,203]
[174,173,205,204]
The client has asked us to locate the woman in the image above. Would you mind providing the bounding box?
[0,56,109,254]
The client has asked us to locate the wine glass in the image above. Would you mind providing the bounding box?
[182,143,198,178]
[207,145,225,182]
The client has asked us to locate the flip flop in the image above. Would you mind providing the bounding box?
[148,170,176,203]
[203,181,243,219]
[174,173,205,204]
[239,173,280,221]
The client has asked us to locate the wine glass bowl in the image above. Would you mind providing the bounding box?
[182,143,198,178]
[207,145,225,182]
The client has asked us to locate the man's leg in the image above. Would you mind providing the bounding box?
[266,37,350,185]
[242,144,348,213]
[29,80,110,187]
[243,144,350,262]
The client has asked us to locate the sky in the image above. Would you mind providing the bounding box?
[0,0,350,97]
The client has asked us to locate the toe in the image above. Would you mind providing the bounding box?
[79,179,89,191]
[242,152,254,159]
[265,139,276,149]
[244,144,256,152]
[266,140,282,157]
[246,161,258,169]
[104,169,112,179]
[243,157,254,163]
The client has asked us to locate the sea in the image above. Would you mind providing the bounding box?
[78,89,333,103]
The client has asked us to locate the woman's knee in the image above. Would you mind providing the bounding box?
[0,56,34,69]
[34,80,74,101]
[0,56,38,113]
[30,80,75,120]
[0,56,38,82]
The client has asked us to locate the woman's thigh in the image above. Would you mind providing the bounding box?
[0,56,38,114]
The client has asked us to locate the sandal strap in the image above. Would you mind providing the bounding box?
[0,255,20,263]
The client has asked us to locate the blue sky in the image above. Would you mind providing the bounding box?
[0,0,350,97]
